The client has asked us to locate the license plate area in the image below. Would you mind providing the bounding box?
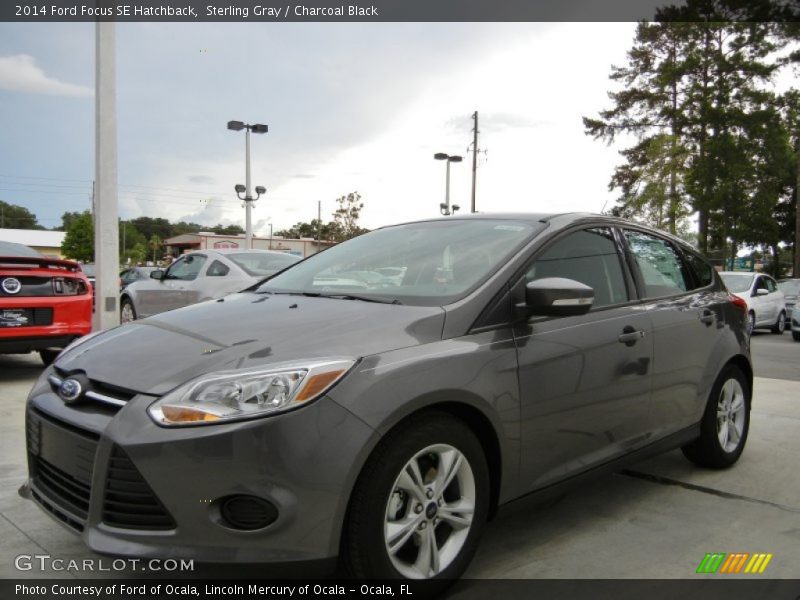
[0,308,32,328]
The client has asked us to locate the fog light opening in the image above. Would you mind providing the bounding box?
[218,495,278,531]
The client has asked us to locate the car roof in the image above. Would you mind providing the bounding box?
[0,240,43,258]
[184,248,297,257]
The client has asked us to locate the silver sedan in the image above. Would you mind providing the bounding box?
[120,249,301,322]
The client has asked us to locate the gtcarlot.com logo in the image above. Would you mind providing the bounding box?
[696,552,773,574]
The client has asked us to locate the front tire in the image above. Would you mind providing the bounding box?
[682,365,750,468]
[792,330,800,342]
[771,311,786,334]
[344,412,489,581]
[39,349,59,366]
[747,312,756,336]
[120,297,137,323]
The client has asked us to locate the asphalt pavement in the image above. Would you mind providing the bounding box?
[0,334,797,579]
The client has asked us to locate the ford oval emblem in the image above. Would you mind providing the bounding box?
[58,379,83,404]
[1,277,22,294]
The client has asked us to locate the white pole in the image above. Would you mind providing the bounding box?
[94,22,119,330]
[245,128,253,250]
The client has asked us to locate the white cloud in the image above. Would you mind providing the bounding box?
[0,54,93,97]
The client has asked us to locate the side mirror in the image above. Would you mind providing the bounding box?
[754,288,769,296]
[150,270,165,281]
[519,277,594,317]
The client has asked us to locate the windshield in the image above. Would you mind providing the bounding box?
[81,264,96,277]
[257,219,541,306]
[720,273,754,293]
[778,280,800,296]
[228,252,301,276]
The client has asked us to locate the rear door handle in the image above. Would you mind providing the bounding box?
[700,309,715,326]
[618,326,645,346]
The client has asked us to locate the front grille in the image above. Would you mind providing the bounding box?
[34,457,92,524]
[102,446,176,530]
[28,410,99,532]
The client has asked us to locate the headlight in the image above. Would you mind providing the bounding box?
[147,359,355,426]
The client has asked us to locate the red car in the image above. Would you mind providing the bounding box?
[0,241,92,365]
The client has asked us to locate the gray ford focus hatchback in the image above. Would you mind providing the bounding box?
[23,213,752,581]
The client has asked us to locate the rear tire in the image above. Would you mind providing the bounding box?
[682,365,750,469]
[39,349,59,366]
[343,412,489,582]
[771,311,786,334]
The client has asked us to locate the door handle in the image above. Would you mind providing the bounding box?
[699,309,715,326]
[618,326,645,346]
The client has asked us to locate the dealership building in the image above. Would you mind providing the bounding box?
[163,232,335,258]
[0,228,66,258]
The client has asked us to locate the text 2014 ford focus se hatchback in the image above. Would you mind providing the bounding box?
[23,213,752,580]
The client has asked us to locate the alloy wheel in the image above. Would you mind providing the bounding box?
[716,378,746,453]
[383,444,475,579]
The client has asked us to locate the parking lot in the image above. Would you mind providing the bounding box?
[0,333,798,580]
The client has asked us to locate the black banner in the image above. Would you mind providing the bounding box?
[3,580,800,600]
[2,0,799,23]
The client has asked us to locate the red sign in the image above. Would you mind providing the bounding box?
[213,240,239,249]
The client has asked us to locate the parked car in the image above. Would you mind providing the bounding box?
[119,266,158,290]
[791,311,800,342]
[0,241,92,365]
[119,249,301,322]
[777,279,799,325]
[719,271,785,335]
[23,214,752,582]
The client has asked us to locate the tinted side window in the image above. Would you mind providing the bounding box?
[765,277,777,293]
[683,251,714,290]
[526,228,628,308]
[207,260,230,277]
[625,231,690,298]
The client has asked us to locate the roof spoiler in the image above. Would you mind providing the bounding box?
[0,256,82,271]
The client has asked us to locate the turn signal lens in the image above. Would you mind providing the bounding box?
[730,294,748,315]
[161,406,220,422]
[295,370,346,403]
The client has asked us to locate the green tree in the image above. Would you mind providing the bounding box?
[61,211,94,262]
[333,192,366,241]
[149,234,163,263]
[0,200,42,229]
[585,5,796,260]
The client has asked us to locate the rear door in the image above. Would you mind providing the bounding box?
[622,230,724,437]
[515,226,653,491]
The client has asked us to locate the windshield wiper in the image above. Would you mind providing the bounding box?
[260,290,401,304]
[319,293,402,305]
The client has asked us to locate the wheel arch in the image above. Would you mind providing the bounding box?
[725,354,754,403]
[337,397,505,560]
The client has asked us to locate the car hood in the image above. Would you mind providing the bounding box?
[55,291,445,396]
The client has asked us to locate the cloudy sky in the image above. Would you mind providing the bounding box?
[0,22,642,235]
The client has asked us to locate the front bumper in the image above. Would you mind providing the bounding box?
[24,377,378,563]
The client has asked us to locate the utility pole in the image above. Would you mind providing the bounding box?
[94,21,119,330]
[795,142,800,277]
[470,111,479,214]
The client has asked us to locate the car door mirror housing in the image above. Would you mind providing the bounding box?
[519,277,594,317]
[151,270,165,281]
[754,288,769,296]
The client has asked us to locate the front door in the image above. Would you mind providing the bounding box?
[515,226,653,491]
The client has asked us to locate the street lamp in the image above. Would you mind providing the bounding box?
[227,120,268,248]
[434,152,462,216]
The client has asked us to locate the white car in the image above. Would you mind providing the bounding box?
[720,271,786,335]
[120,249,301,322]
